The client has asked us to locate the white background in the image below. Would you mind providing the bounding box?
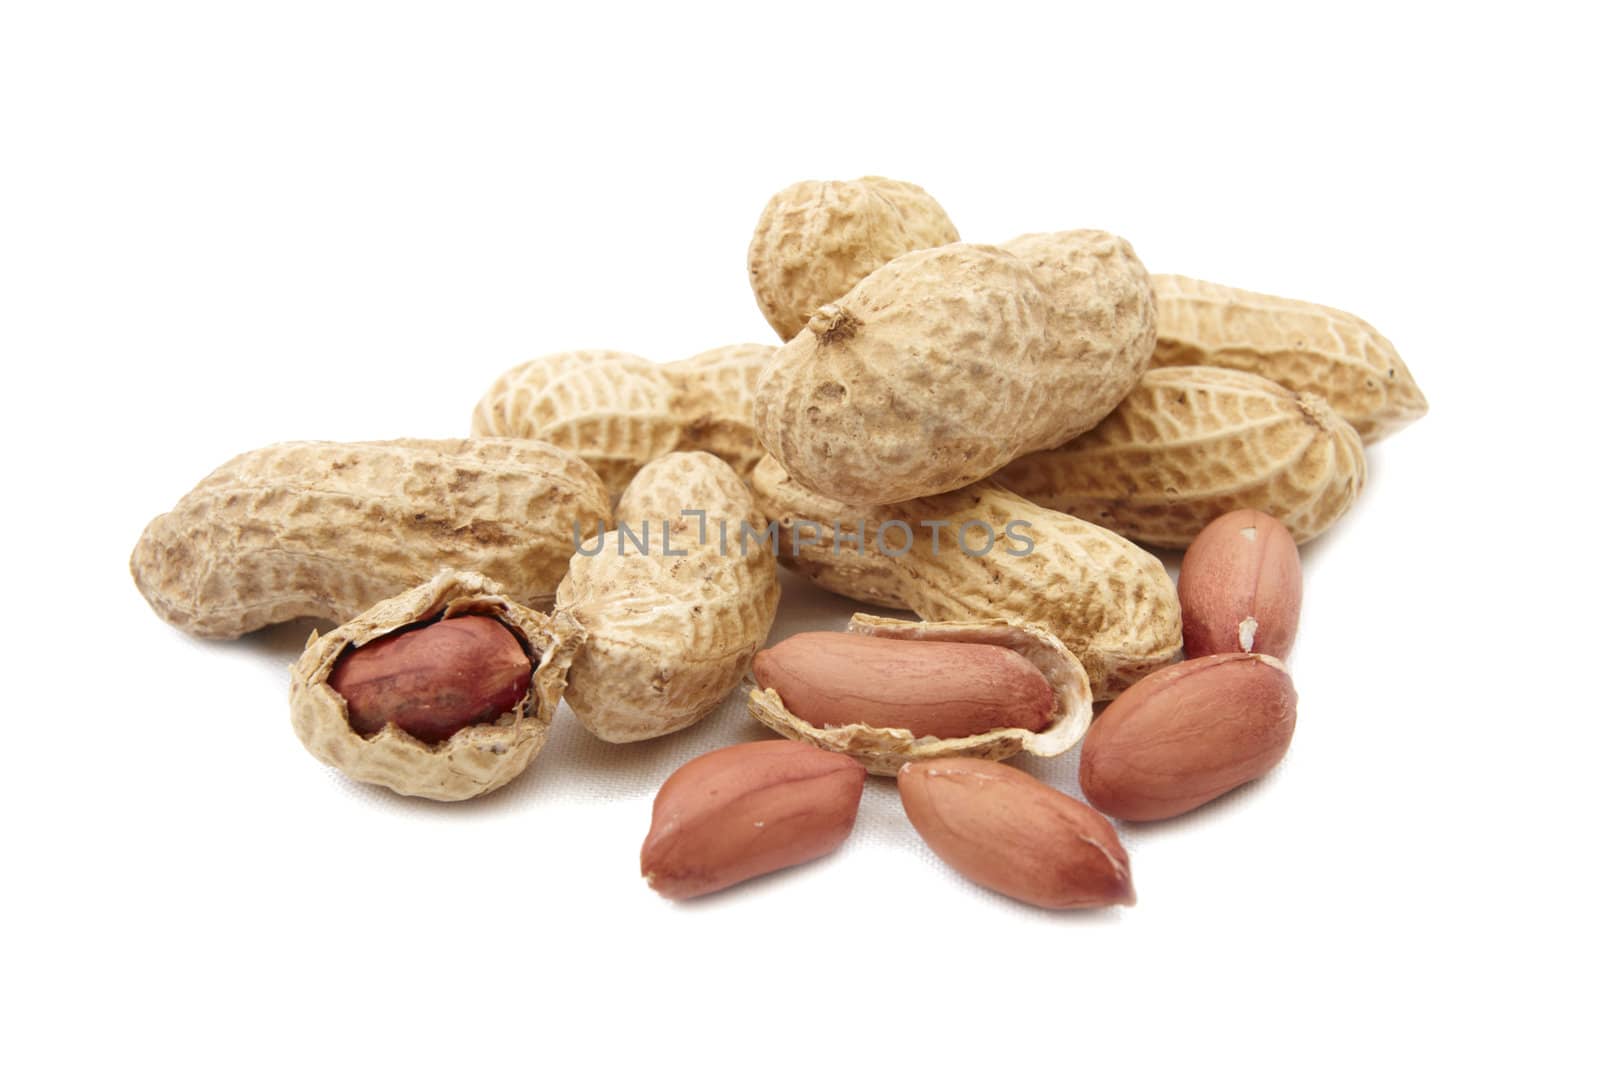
[3,2,1595,1063]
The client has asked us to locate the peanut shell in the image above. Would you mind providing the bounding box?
[747,176,959,341]
[996,366,1367,546]
[289,570,580,802]
[554,452,780,742]
[749,457,1181,699]
[130,438,611,638]
[470,344,774,496]
[1150,274,1427,443]
[754,233,1156,505]
[748,613,1094,776]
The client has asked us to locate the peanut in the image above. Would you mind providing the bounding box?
[471,344,775,496]
[1150,274,1427,443]
[289,571,581,801]
[747,176,958,341]
[747,615,1093,775]
[555,452,779,742]
[750,456,1181,700]
[996,366,1367,546]
[1079,653,1297,821]
[898,759,1135,909]
[1180,509,1302,659]
[753,632,1055,736]
[753,232,1156,505]
[329,615,531,744]
[130,438,611,638]
[641,739,866,900]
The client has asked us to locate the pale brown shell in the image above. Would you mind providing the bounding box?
[289,570,581,802]
[554,452,780,742]
[747,614,1094,776]
[1000,230,1157,441]
[753,233,1157,506]
[754,243,1052,505]
[747,175,959,341]
[996,366,1368,547]
[470,344,774,495]
[1150,274,1427,443]
[749,457,1181,699]
[130,438,611,639]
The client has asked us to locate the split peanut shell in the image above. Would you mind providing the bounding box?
[748,613,1094,776]
[290,570,580,802]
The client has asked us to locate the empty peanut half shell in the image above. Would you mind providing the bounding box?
[747,613,1094,776]
[289,570,582,801]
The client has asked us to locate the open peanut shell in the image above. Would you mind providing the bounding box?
[746,613,1094,776]
[290,570,582,801]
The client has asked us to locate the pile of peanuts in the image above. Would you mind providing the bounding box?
[131,176,1426,909]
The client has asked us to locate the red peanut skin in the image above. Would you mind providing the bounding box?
[897,758,1135,909]
[1179,509,1302,659]
[1079,653,1297,821]
[328,615,532,744]
[641,740,866,900]
[752,632,1055,737]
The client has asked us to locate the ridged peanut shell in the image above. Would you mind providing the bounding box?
[996,366,1367,546]
[1151,274,1427,443]
[664,343,774,478]
[1000,229,1157,441]
[748,614,1094,776]
[754,243,1054,505]
[131,438,611,638]
[747,175,959,341]
[289,570,580,802]
[555,452,779,742]
[749,456,1181,699]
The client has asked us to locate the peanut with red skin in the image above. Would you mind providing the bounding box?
[641,740,866,900]
[1079,653,1297,821]
[1180,509,1302,659]
[753,632,1054,737]
[329,615,531,744]
[898,758,1135,909]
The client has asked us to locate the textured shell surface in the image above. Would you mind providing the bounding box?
[996,366,1367,547]
[747,175,959,341]
[288,570,581,802]
[747,456,1180,699]
[747,614,1094,776]
[130,438,612,639]
[1000,230,1158,444]
[1150,274,1427,443]
[555,452,779,743]
[754,243,1054,505]
[470,350,681,494]
[471,344,775,493]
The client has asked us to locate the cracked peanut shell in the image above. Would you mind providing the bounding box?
[471,344,775,496]
[554,452,780,742]
[289,570,581,801]
[130,438,611,638]
[747,175,959,341]
[748,614,1094,776]
[749,456,1181,699]
[1150,274,1427,443]
[996,366,1367,547]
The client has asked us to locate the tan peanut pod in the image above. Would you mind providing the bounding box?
[470,344,775,495]
[747,176,959,341]
[130,439,611,639]
[748,614,1094,776]
[554,452,780,742]
[289,570,581,802]
[749,457,1180,699]
[753,234,1157,505]
[1150,274,1427,443]
[996,366,1367,547]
